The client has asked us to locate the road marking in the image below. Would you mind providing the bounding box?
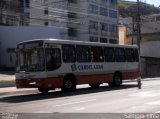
[146,101,160,105]
[75,107,85,111]
[155,111,160,113]
[54,99,96,107]
[129,91,160,97]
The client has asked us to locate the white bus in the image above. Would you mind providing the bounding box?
[15,39,140,93]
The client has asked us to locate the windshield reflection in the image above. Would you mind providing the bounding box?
[17,48,45,72]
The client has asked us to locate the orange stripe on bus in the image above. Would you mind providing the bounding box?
[76,74,113,85]
[16,71,140,89]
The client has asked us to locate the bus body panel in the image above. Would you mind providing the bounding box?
[15,39,141,90]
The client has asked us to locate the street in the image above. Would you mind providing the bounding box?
[0,78,160,114]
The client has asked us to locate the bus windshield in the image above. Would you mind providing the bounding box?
[17,48,45,72]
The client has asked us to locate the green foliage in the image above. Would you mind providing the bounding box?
[118,0,160,17]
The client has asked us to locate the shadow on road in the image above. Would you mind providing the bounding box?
[0,84,138,103]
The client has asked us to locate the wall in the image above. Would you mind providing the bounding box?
[119,26,126,45]
[0,26,61,68]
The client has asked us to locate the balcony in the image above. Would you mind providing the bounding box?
[108,32,118,38]
[101,31,108,36]
[89,29,98,35]
[67,21,80,28]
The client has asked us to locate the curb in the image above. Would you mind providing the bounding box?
[0,81,15,88]
[0,88,38,96]
[0,82,15,88]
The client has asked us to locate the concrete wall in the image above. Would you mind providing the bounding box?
[119,26,126,45]
[0,26,62,68]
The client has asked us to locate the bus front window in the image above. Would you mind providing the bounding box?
[17,48,45,72]
[45,48,61,71]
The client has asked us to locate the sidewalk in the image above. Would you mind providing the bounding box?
[0,87,38,96]
[0,71,15,88]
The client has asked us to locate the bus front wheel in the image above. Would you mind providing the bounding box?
[62,76,76,92]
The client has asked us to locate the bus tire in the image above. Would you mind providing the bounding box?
[89,84,100,88]
[38,87,49,93]
[109,72,122,87]
[62,75,76,92]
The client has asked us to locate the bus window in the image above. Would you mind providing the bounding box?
[104,47,115,62]
[62,45,76,63]
[115,48,125,62]
[17,48,45,72]
[125,48,134,62]
[76,45,91,62]
[91,46,104,62]
[46,48,61,71]
[133,49,139,62]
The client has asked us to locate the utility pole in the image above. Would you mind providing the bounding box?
[137,0,141,51]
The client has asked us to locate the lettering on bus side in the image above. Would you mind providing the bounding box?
[71,64,104,72]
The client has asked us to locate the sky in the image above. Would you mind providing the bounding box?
[125,0,160,7]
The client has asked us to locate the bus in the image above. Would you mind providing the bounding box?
[15,39,140,93]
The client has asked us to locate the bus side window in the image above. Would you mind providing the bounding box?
[125,48,134,62]
[46,48,61,71]
[133,49,139,62]
[115,48,126,62]
[62,45,76,63]
[91,46,104,62]
[104,47,115,62]
[76,45,91,62]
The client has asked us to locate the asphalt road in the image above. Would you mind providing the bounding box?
[0,79,160,119]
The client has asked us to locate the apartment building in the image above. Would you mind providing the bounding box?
[0,0,119,69]
[0,0,30,26]
[30,0,119,43]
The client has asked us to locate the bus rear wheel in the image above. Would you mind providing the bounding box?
[38,87,49,93]
[108,73,122,87]
[89,84,100,88]
[62,76,76,92]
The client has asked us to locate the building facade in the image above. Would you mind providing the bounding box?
[29,0,119,43]
[0,0,30,26]
[0,0,119,69]
[119,14,160,77]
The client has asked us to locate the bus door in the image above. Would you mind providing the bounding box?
[45,48,61,71]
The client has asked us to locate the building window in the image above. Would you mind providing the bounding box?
[100,7,108,16]
[100,38,108,43]
[88,4,98,14]
[109,10,117,18]
[25,0,30,8]
[68,28,77,37]
[44,22,48,26]
[101,0,108,3]
[109,24,118,33]
[68,12,77,19]
[44,8,48,15]
[100,23,108,31]
[7,48,15,53]
[109,39,118,44]
[68,0,77,3]
[90,36,98,42]
[89,21,98,30]
[110,0,117,5]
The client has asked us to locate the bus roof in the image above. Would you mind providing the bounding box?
[19,38,138,49]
